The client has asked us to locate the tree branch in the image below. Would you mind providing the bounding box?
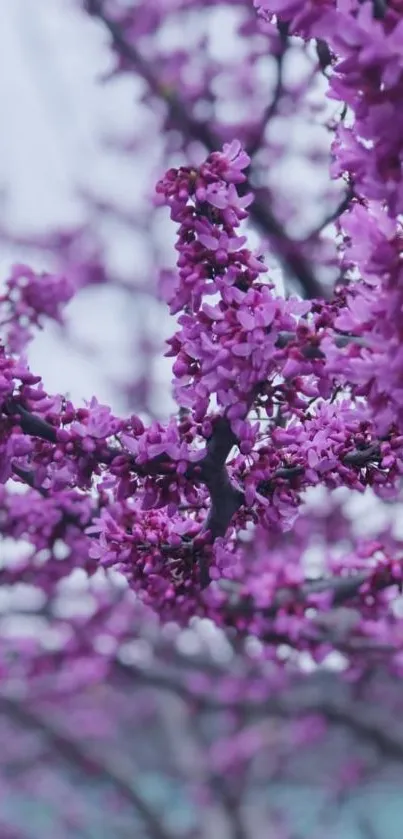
[84,0,323,298]
[222,564,395,623]
[0,696,177,839]
[113,659,403,762]
[4,399,57,443]
[308,183,355,237]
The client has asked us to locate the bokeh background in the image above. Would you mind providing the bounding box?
[1,3,403,837]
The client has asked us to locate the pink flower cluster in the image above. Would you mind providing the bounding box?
[2,135,403,635]
[256,1,403,437]
[0,263,76,353]
[158,141,314,432]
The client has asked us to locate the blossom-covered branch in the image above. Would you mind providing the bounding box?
[2,3,403,832]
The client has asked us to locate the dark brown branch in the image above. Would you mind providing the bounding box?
[11,464,49,496]
[275,330,367,356]
[308,183,354,237]
[361,0,388,19]
[4,399,57,443]
[316,39,333,72]
[342,443,381,467]
[190,426,382,588]
[201,417,243,539]
[4,390,385,595]
[246,22,289,158]
[85,0,323,298]
[221,563,396,629]
[192,417,243,585]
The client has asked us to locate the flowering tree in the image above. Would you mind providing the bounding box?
[1,0,403,836]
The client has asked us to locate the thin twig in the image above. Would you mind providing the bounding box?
[308,183,354,237]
